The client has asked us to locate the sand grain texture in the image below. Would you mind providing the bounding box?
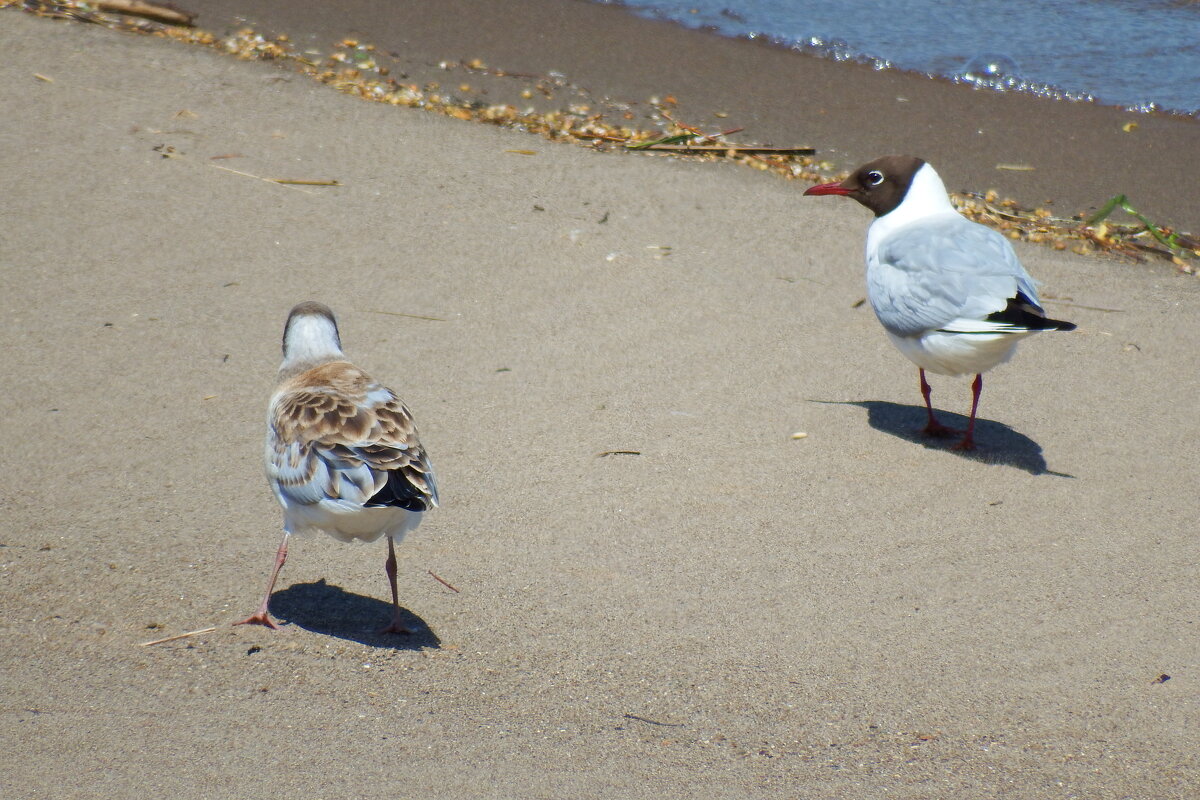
[1,14,1198,799]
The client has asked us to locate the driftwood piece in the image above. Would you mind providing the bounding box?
[632,144,816,156]
[96,0,195,26]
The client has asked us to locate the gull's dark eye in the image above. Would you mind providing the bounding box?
[865,170,885,187]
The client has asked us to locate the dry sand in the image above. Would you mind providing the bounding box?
[2,10,1199,799]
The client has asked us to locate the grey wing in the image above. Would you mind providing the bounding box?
[868,217,1037,337]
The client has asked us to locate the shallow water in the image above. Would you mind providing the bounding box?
[594,0,1200,115]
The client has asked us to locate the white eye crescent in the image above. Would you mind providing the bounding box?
[865,170,885,187]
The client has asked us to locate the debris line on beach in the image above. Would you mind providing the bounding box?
[7,0,1196,272]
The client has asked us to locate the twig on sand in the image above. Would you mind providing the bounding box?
[572,133,630,143]
[625,119,742,150]
[632,143,816,155]
[428,570,460,593]
[206,163,332,194]
[596,450,641,457]
[272,178,341,186]
[645,111,816,160]
[96,1,195,26]
[139,626,216,646]
[361,309,448,322]
[623,713,685,728]
[625,119,808,156]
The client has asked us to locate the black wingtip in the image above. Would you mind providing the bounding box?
[985,291,1075,332]
[365,469,431,512]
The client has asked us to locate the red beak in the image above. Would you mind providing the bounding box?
[803,181,851,197]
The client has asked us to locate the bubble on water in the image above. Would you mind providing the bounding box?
[948,53,1092,103]
[959,53,1022,83]
[788,35,892,70]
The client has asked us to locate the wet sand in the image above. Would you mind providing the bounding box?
[2,7,1199,800]
[179,0,1200,232]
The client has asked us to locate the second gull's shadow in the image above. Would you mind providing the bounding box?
[270,579,440,649]
[811,399,1073,477]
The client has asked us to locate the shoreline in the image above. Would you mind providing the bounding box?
[601,0,1200,118]
[169,0,1200,234]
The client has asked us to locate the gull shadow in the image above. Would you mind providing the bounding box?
[810,399,1073,477]
[270,579,440,649]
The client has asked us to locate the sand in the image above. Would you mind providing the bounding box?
[2,8,1198,799]
[177,0,1200,233]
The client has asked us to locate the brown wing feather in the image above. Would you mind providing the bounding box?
[271,362,438,507]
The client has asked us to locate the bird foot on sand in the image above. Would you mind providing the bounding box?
[234,611,283,630]
[377,614,415,635]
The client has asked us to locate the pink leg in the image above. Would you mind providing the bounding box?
[234,533,289,629]
[378,535,413,635]
[918,368,957,438]
[952,374,983,451]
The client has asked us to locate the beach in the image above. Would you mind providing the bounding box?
[2,5,1199,799]
[177,0,1200,233]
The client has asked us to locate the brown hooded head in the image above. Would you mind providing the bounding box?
[803,155,927,217]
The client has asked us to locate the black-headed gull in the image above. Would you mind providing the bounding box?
[805,156,1075,450]
[236,301,439,632]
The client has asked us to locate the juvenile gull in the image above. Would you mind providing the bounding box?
[805,156,1075,449]
[236,301,439,632]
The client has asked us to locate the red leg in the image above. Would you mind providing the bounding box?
[378,535,413,635]
[235,533,289,629]
[952,374,983,451]
[919,368,958,438]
